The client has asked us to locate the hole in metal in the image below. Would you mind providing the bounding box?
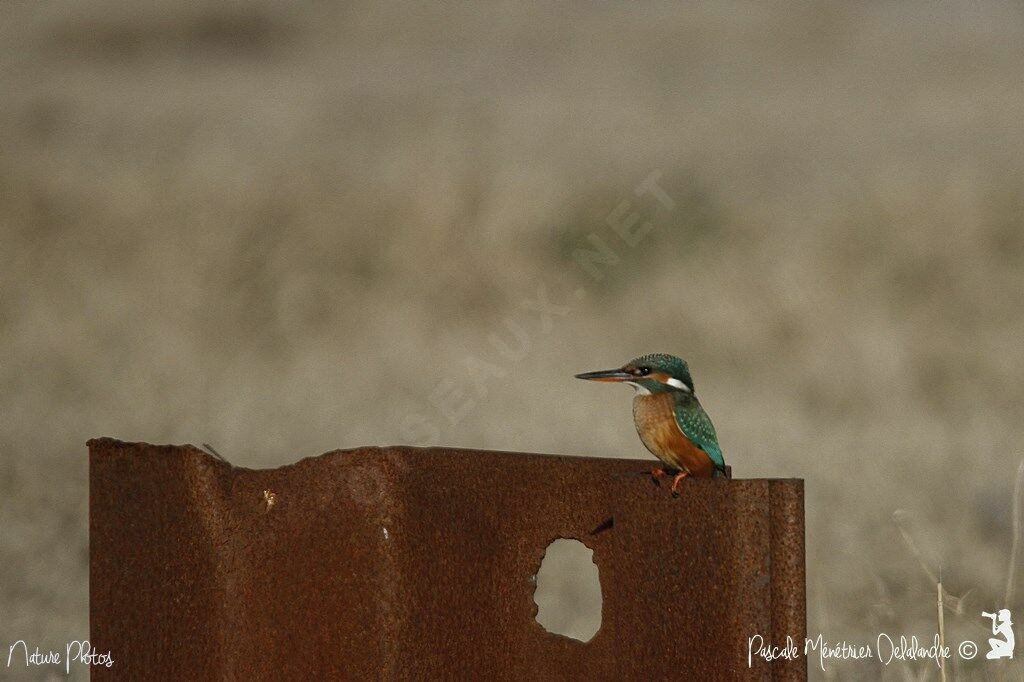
[533,538,602,642]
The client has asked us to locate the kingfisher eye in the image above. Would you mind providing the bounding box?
[637,367,651,376]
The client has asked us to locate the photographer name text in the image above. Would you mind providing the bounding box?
[749,633,982,672]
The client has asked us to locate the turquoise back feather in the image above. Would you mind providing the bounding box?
[673,393,727,476]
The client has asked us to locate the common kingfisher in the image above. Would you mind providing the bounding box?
[575,353,727,494]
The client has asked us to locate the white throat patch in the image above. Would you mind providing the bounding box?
[627,382,652,395]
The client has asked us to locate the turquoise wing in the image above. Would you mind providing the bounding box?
[674,397,727,476]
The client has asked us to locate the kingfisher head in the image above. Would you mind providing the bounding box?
[575,353,695,395]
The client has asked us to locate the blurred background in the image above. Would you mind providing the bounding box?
[2,1,1023,678]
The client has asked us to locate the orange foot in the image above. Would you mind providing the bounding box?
[671,471,690,497]
[649,467,667,487]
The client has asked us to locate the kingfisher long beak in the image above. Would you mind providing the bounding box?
[574,368,632,382]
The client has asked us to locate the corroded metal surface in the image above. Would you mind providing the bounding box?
[89,438,805,680]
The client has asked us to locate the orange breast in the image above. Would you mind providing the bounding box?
[632,393,715,477]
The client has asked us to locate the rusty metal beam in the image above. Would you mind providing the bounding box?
[89,438,805,680]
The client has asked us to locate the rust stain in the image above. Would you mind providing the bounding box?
[89,438,805,680]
